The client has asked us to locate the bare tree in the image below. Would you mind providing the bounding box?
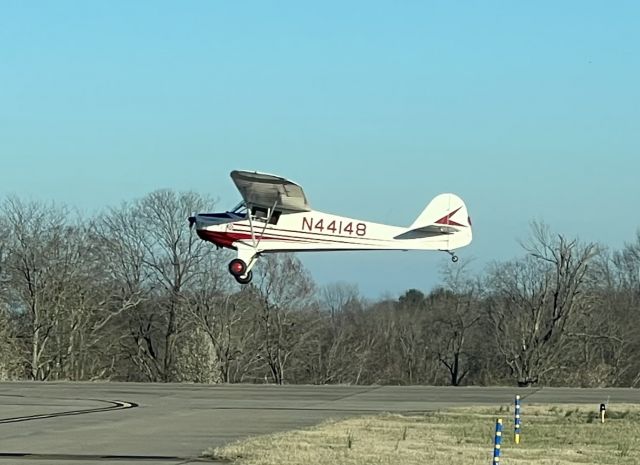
[611,232,640,386]
[0,298,20,379]
[98,190,216,381]
[486,222,597,386]
[565,235,640,387]
[253,254,316,384]
[312,282,363,383]
[344,299,390,385]
[430,264,482,386]
[183,261,266,383]
[137,190,209,380]
[1,197,86,379]
[613,230,640,293]
[321,282,360,319]
[382,289,430,384]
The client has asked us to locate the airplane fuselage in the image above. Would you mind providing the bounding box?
[193,209,458,254]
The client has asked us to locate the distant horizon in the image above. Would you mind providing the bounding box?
[2,186,638,300]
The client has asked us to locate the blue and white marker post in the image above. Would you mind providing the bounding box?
[514,394,521,444]
[493,418,503,465]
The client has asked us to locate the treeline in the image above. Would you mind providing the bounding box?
[0,190,639,387]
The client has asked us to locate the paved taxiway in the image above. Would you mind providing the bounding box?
[1,383,640,464]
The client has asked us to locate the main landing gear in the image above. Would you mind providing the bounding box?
[228,258,254,284]
[445,251,459,263]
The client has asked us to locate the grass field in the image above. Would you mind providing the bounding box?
[204,403,640,464]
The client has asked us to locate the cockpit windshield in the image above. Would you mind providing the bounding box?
[230,201,248,216]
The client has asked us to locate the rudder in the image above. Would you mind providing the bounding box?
[408,193,472,249]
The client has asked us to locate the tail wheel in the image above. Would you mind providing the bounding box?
[228,259,247,277]
[234,270,253,285]
[451,255,459,263]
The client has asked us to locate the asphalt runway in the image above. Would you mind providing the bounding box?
[1,382,639,464]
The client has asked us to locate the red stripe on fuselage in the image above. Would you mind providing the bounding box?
[196,230,312,249]
[197,230,237,248]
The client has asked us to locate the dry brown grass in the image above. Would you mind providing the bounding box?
[204,403,640,465]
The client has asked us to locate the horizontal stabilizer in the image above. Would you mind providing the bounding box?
[394,224,458,240]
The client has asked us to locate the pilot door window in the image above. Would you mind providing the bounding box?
[251,207,281,225]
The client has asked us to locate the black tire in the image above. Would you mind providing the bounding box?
[234,270,253,285]
[228,259,247,277]
[451,255,459,263]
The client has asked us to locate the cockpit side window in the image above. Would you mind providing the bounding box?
[251,207,281,225]
[270,211,282,225]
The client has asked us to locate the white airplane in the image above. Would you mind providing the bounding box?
[189,170,473,284]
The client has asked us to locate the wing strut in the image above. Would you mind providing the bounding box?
[246,200,279,249]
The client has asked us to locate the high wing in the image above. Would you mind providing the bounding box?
[230,170,311,212]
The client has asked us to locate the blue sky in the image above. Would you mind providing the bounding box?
[1,1,638,298]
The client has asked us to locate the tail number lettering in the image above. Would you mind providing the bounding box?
[302,218,367,237]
